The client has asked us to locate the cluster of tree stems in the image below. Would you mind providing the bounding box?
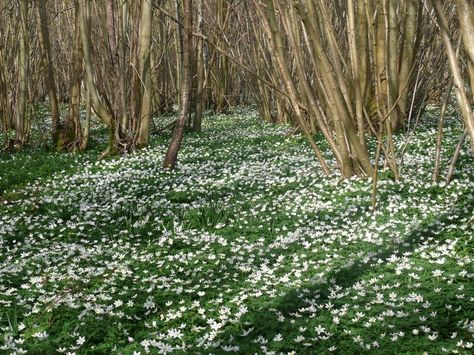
[0,0,473,181]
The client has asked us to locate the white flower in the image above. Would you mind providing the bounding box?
[144,298,155,309]
[315,325,326,335]
[32,331,49,340]
[273,334,283,342]
[294,335,305,343]
[167,328,183,339]
[76,336,86,346]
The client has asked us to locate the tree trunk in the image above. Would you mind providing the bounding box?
[433,0,474,152]
[119,0,129,134]
[456,0,474,93]
[78,1,113,128]
[79,0,116,155]
[137,0,153,147]
[398,0,418,120]
[163,0,192,169]
[384,0,400,131]
[35,0,60,146]
[66,0,83,151]
[254,0,331,176]
[348,0,368,150]
[193,0,205,132]
[15,0,29,148]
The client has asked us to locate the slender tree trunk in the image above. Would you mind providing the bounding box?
[433,0,474,152]
[67,0,83,151]
[35,0,60,146]
[357,0,370,103]
[137,0,153,147]
[0,56,7,135]
[446,130,468,183]
[105,0,118,67]
[348,0,367,150]
[119,0,129,133]
[175,0,183,108]
[398,0,418,120]
[78,1,113,128]
[433,78,453,182]
[81,88,91,151]
[163,0,192,169]
[215,0,227,112]
[456,0,474,93]
[16,0,29,147]
[193,0,204,131]
[79,0,118,156]
[384,0,400,131]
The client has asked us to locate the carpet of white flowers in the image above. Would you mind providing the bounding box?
[0,109,473,354]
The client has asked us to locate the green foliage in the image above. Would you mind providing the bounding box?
[183,200,230,231]
[0,108,473,354]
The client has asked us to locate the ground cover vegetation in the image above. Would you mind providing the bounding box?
[0,109,473,354]
[1,0,474,354]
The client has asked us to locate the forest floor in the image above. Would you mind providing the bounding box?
[0,108,473,354]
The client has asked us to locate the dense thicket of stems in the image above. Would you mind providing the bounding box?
[0,0,472,177]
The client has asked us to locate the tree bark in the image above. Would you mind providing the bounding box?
[15,0,29,147]
[254,0,331,176]
[398,0,418,120]
[193,0,204,132]
[163,0,192,169]
[137,0,153,147]
[456,0,474,94]
[78,0,113,128]
[66,0,83,151]
[35,0,60,146]
[433,0,474,152]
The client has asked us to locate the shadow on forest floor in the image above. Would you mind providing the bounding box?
[217,191,474,353]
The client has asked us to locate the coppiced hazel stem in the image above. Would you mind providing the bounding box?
[432,78,454,182]
[433,0,474,153]
[78,1,113,128]
[163,0,192,169]
[16,0,29,147]
[193,0,205,131]
[35,0,60,146]
[253,0,330,176]
[0,0,470,183]
[446,130,467,184]
[137,0,153,147]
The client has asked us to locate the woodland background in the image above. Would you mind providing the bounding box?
[0,1,474,354]
[1,0,473,178]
